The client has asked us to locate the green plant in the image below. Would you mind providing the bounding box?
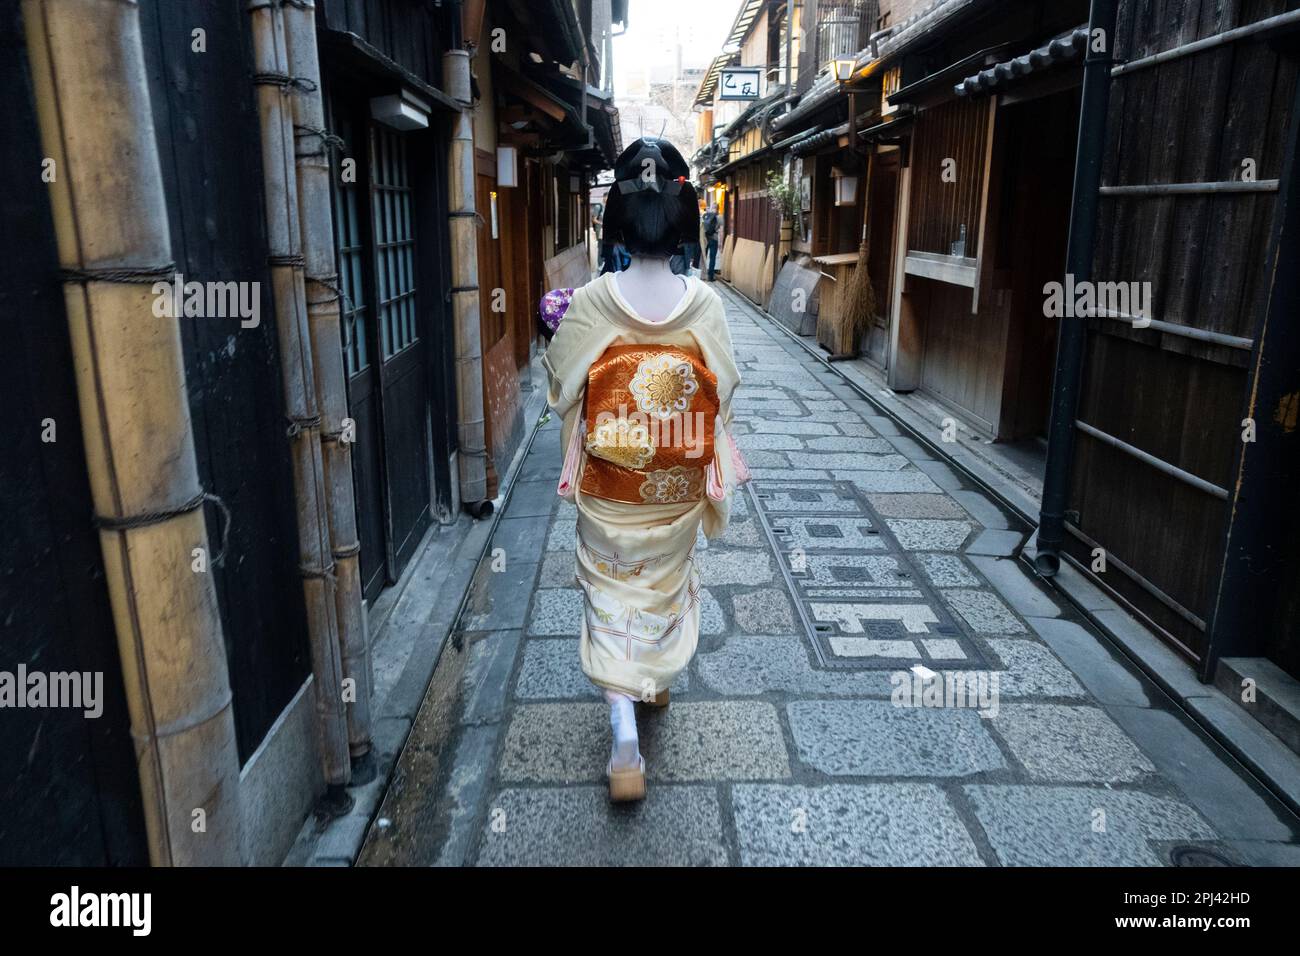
[765,170,798,219]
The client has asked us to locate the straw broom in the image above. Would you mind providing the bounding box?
[837,151,876,357]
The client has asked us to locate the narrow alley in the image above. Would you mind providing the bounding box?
[355,286,1300,868]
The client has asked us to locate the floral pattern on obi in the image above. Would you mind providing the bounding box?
[639,465,705,504]
[579,343,719,505]
[628,353,699,420]
[586,416,655,470]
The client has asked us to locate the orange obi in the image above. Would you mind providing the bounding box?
[580,343,719,504]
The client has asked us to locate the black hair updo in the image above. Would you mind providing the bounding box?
[601,137,700,257]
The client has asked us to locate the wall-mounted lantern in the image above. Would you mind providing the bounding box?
[831,165,858,206]
[370,88,431,130]
[496,146,518,187]
[831,57,857,83]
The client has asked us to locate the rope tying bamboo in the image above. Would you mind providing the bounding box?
[249,0,313,10]
[305,274,349,307]
[252,71,318,92]
[95,491,232,566]
[293,124,345,154]
[60,263,177,284]
[300,562,337,581]
[269,253,307,267]
[285,413,323,437]
[131,688,235,741]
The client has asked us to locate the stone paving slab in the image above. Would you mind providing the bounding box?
[731,783,984,866]
[787,699,1006,777]
[696,634,894,697]
[499,701,791,783]
[476,786,730,866]
[964,785,1217,866]
[867,493,970,519]
[987,638,1088,698]
[526,587,583,636]
[967,555,1061,618]
[991,704,1157,782]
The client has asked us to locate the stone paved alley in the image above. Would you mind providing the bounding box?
[357,286,1300,868]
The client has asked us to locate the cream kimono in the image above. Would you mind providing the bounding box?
[543,272,744,698]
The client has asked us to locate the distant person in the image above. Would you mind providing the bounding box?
[702,206,721,281]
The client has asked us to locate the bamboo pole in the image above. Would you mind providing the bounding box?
[445,43,491,510]
[21,0,241,865]
[282,0,373,773]
[248,0,352,802]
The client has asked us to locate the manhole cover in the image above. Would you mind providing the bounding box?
[748,479,991,671]
[1169,845,1234,867]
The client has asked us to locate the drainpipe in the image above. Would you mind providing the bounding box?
[21,0,241,864]
[445,0,491,515]
[248,0,353,809]
[282,0,374,781]
[1034,0,1118,577]
[785,0,795,102]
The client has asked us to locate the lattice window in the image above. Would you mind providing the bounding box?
[369,127,418,360]
[330,108,370,376]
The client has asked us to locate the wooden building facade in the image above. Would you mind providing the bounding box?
[467,0,621,496]
[748,0,1300,704]
[1060,0,1300,683]
[317,0,465,599]
[3,0,617,867]
[694,0,803,306]
[873,0,1089,441]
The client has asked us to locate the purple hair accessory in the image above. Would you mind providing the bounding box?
[539,288,575,334]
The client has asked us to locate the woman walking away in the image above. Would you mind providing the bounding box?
[543,137,750,802]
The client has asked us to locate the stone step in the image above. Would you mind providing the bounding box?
[1213,657,1300,757]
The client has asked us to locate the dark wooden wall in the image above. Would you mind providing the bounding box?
[906,95,989,257]
[319,0,445,85]
[1065,0,1299,663]
[139,1,313,759]
[916,278,1010,434]
[1,7,149,867]
[412,117,458,523]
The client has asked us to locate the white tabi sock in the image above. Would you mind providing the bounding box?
[604,690,641,771]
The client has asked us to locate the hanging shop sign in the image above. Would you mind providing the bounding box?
[719,67,761,100]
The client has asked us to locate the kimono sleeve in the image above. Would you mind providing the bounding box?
[541,287,599,420]
[701,296,742,427]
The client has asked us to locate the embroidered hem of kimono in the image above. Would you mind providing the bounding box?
[575,487,705,697]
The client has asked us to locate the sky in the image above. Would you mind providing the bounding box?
[611,0,739,94]
[609,0,742,158]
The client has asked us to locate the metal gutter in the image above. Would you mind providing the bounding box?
[1035,0,1119,577]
